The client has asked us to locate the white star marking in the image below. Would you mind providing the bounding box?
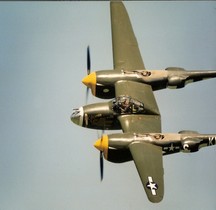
[169,143,174,151]
[146,176,158,196]
[164,144,180,153]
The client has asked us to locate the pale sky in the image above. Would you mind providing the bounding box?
[0,1,216,210]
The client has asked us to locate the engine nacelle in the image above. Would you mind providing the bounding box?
[182,139,200,153]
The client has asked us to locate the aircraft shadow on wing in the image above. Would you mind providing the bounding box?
[71,2,216,203]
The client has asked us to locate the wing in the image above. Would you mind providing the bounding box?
[115,81,161,133]
[115,81,160,115]
[129,142,164,203]
[111,2,145,71]
[118,115,161,133]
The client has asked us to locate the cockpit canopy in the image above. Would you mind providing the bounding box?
[112,96,145,114]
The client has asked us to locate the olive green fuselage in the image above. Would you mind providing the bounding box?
[81,96,147,130]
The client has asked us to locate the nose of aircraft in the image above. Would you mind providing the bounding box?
[82,72,96,95]
[70,107,84,126]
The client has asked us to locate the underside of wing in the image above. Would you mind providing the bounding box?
[111,2,145,71]
[129,142,164,203]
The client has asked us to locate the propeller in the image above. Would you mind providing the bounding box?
[87,46,91,75]
[85,46,91,104]
[85,87,89,105]
[96,130,105,181]
[100,150,104,181]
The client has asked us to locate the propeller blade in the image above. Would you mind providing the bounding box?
[100,151,104,181]
[95,133,105,181]
[85,87,89,104]
[85,46,91,104]
[87,46,91,75]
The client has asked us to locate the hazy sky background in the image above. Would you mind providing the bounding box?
[0,1,216,210]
